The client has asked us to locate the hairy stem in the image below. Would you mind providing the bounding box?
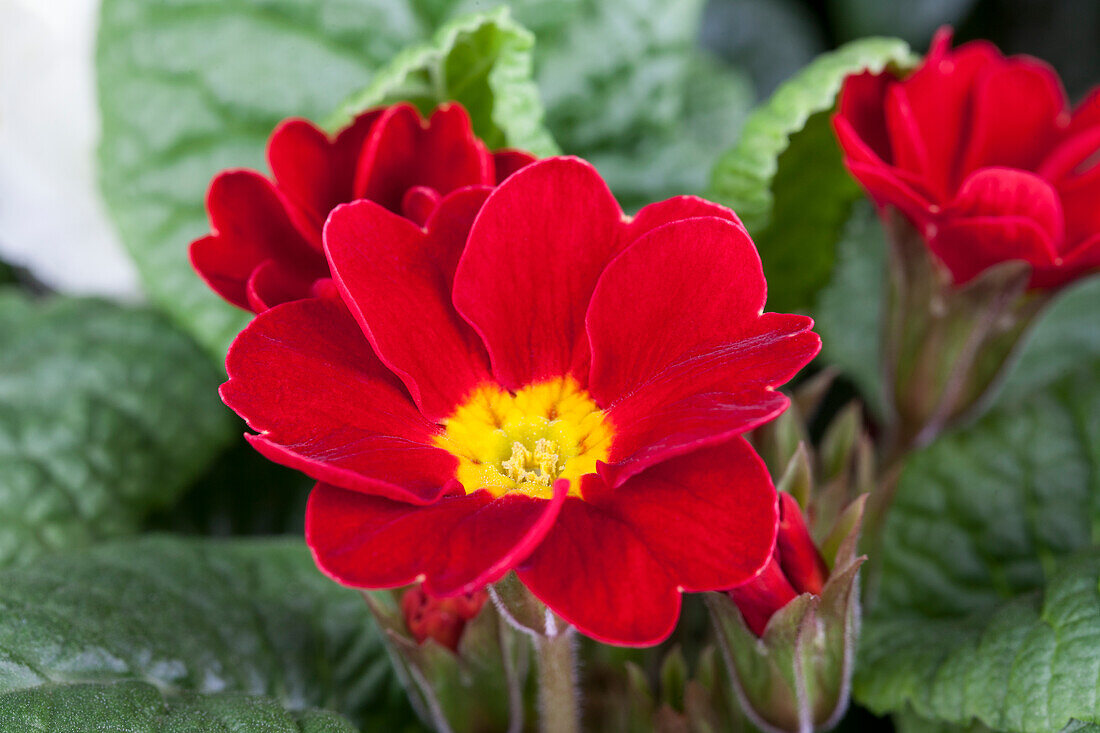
[535,624,580,733]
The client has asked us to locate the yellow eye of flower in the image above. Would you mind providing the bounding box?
[435,376,614,499]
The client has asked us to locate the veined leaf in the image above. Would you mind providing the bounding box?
[0,290,233,567]
[0,536,418,730]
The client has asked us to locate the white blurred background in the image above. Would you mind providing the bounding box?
[0,0,139,298]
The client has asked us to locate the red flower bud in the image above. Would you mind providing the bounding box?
[400,584,488,651]
[728,557,798,637]
[728,494,830,636]
[775,492,829,595]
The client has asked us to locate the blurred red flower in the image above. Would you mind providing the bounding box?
[221,157,820,645]
[834,27,1100,288]
[190,102,533,312]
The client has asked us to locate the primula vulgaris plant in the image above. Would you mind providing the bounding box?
[6,5,1099,732]
[185,24,1100,732]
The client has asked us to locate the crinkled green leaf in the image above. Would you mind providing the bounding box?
[579,49,753,210]
[0,290,233,568]
[97,0,553,358]
[0,682,358,733]
[875,364,1100,619]
[858,550,1100,733]
[707,37,915,312]
[0,536,418,730]
[328,8,556,156]
[511,0,753,209]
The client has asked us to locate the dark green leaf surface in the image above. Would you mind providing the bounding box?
[997,275,1100,404]
[510,0,754,208]
[97,1,552,357]
[708,38,914,312]
[0,291,233,568]
[859,550,1100,732]
[0,682,358,733]
[0,536,417,730]
[813,200,886,413]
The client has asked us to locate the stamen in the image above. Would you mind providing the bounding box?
[501,441,533,482]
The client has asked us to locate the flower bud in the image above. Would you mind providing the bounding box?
[709,496,866,733]
[880,210,1050,451]
[364,585,527,733]
[400,584,488,651]
[728,493,829,636]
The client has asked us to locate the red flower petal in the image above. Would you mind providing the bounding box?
[959,58,1067,175]
[893,28,1002,195]
[190,170,324,311]
[599,313,818,487]
[355,103,494,210]
[324,188,495,421]
[245,258,317,312]
[623,195,744,244]
[1067,87,1100,138]
[221,298,457,504]
[1034,233,1100,288]
[948,167,1064,243]
[1042,129,1100,248]
[306,479,567,596]
[267,111,380,244]
[834,117,939,218]
[837,70,895,164]
[493,149,537,182]
[586,216,769,405]
[453,157,623,389]
[518,441,778,646]
[728,557,798,636]
[929,216,1060,286]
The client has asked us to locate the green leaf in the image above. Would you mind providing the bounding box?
[580,50,754,210]
[875,366,1100,619]
[707,37,915,312]
[0,290,233,568]
[328,8,557,156]
[858,549,1100,733]
[814,199,886,413]
[998,275,1100,404]
[0,535,418,730]
[0,682,358,733]
[513,0,754,209]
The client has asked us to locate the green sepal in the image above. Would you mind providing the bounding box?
[364,588,528,733]
[881,211,1051,451]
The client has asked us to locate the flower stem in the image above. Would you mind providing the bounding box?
[534,624,580,733]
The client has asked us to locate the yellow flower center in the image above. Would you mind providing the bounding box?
[435,377,614,499]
